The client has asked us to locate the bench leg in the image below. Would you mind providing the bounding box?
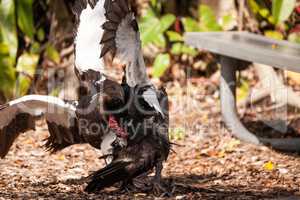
[220,56,300,152]
[220,56,260,144]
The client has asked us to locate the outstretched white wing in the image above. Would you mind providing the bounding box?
[0,95,78,158]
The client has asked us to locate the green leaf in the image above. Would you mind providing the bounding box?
[199,5,222,31]
[221,14,234,30]
[259,8,270,18]
[153,34,166,47]
[17,0,35,39]
[170,42,198,56]
[237,79,250,102]
[272,0,296,24]
[181,44,198,56]
[182,17,201,32]
[0,43,16,99]
[0,0,18,61]
[264,30,284,40]
[171,43,183,55]
[150,0,157,7]
[45,44,60,63]
[267,16,275,24]
[140,9,175,47]
[166,31,183,42]
[140,9,161,46]
[16,53,39,96]
[37,28,45,42]
[159,14,176,33]
[170,127,186,141]
[0,42,9,54]
[152,53,170,78]
[248,0,260,14]
[30,41,41,54]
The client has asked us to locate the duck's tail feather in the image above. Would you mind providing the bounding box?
[85,160,131,193]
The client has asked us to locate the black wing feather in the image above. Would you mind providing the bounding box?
[0,113,35,158]
[100,0,135,59]
[85,160,131,193]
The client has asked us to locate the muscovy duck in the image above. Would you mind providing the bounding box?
[85,86,170,193]
[0,81,126,159]
[0,0,170,194]
[84,0,170,193]
[0,0,127,160]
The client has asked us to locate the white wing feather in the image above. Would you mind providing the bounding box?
[75,0,106,74]
[0,95,76,129]
[142,89,164,118]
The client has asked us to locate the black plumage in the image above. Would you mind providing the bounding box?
[102,22,119,31]
[105,12,121,23]
[101,31,115,43]
[0,0,170,195]
[100,0,137,59]
[85,85,170,192]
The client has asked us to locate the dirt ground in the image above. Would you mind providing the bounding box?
[1,84,300,200]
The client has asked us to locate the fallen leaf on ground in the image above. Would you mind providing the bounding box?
[263,161,276,171]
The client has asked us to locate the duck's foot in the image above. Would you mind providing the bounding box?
[151,177,171,197]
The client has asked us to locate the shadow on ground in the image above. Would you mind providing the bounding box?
[0,173,298,200]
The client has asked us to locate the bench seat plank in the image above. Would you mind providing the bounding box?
[185,32,300,72]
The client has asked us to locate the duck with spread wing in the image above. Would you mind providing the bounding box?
[0,0,170,194]
[84,0,170,193]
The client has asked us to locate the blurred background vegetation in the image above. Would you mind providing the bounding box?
[0,0,299,103]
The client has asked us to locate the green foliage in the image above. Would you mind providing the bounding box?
[0,0,53,100]
[0,43,16,98]
[16,53,39,96]
[182,17,201,32]
[169,127,186,141]
[166,31,183,42]
[170,42,197,56]
[272,0,296,25]
[198,5,222,31]
[0,0,18,99]
[45,44,60,64]
[0,0,18,60]
[264,30,284,40]
[140,2,225,78]
[152,53,170,78]
[248,0,276,24]
[140,8,175,48]
[139,1,176,78]
[248,0,297,41]
[17,0,35,39]
[182,4,228,32]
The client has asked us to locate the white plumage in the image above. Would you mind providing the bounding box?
[75,0,106,74]
[142,88,165,118]
[0,95,76,129]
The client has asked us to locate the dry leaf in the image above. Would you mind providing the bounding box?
[286,71,300,85]
[263,161,276,171]
[217,150,226,158]
[14,160,24,165]
[224,139,241,152]
[57,155,65,161]
[24,139,34,145]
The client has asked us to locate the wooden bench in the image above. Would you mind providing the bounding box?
[184,31,300,152]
